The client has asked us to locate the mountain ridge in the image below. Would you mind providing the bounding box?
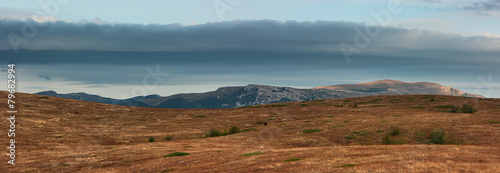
[35,80,484,108]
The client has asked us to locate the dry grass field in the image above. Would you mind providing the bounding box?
[1,91,499,172]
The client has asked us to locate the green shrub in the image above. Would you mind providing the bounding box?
[164,152,190,157]
[462,104,476,113]
[451,104,477,113]
[205,126,242,138]
[430,128,447,144]
[227,125,241,135]
[205,128,224,137]
[148,137,155,142]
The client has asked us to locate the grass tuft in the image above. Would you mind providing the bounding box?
[302,129,321,133]
[164,152,190,157]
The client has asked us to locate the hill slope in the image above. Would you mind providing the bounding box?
[1,91,499,172]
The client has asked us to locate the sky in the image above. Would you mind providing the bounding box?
[0,0,499,98]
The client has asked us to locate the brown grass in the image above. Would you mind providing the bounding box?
[1,92,499,172]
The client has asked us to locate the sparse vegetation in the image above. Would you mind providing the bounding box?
[380,121,389,123]
[37,96,49,99]
[205,125,241,138]
[300,103,308,107]
[161,169,176,172]
[302,129,321,133]
[331,125,344,128]
[240,152,265,157]
[194,115,206,118]
[164,152,190,157]
[284,158,302,162]
[487,120,499,124]
[60,163,70,166]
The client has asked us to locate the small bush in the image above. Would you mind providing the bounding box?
[165,135,174,141]
[148,137,155,142]
[205,126,242,138]
[487,120,500,124]
[389,126,401,136]
[227,125,241,135]
[462,104,476,113]
[164,152,190,157]
[205,128,223,137]
[430,128,447,144]
[451,104,477,113]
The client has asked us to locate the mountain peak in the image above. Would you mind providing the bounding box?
[313,80,483,98]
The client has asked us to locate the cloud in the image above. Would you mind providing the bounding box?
[0,19,499,53]
[461,0,500,15]
[38,74,52,80]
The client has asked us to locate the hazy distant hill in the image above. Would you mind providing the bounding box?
[35,90,160,107]
[36,80,483,108]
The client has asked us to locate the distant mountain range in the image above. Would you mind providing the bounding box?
[35,80,484,108]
